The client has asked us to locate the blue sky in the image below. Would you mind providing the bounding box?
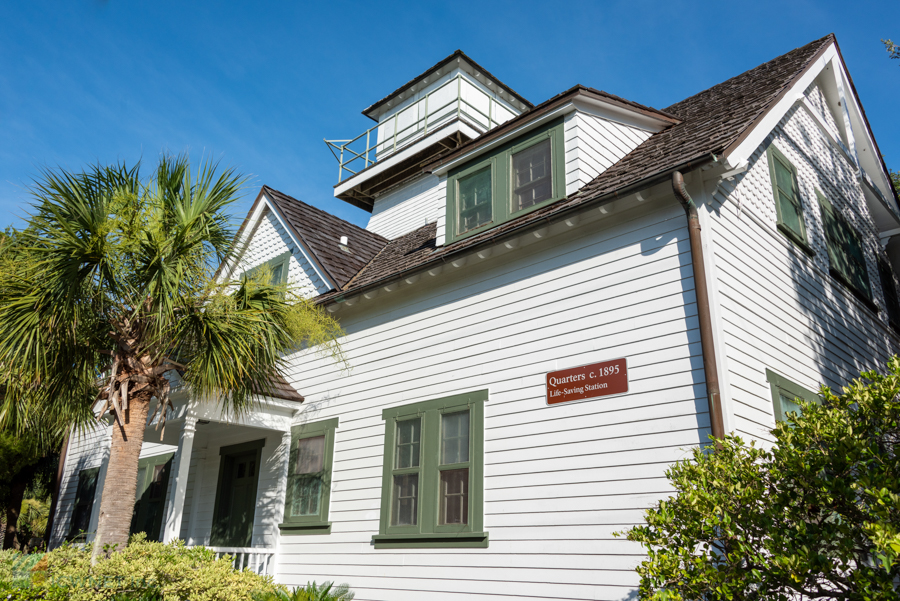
[2,0,898,230]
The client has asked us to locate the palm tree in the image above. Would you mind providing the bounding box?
[0,156,343,560]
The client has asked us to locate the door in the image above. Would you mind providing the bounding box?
[211,441,264,547]
[130,453,174,541]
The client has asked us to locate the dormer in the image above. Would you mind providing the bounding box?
[326,51,532,211]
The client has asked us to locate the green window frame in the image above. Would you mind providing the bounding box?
[446,118,566,245]
[374,390,488,549]
[766,369,820,423]
[243,250,291,286]
[280,417,338,535]
[766,144,813,255]
[878,258,900,330]
[818,192,873,303]
[66,467,100,542]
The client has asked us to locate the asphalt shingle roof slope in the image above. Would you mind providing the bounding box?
[315,34,836,303]
[263,186,388,289]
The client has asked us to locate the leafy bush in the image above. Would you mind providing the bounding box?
[1,534,282,601]
[255,581,355,601]
[0,549,44,589]
[622,358,900,600]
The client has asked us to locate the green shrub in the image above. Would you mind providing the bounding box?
[255,581,355,601]
[0,549,45,588]
[3,534,282,601]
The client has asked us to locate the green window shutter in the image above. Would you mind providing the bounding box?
[766,369,821,423]
[446,118,565,245]
[280,417,338,535]
[67,467,100,542]
[374,390,488,549]
[767,145,812,254]
[878,259,900,327]
[243,250,291,287]
[818,192,872,301]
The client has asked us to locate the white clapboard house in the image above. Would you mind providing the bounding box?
[52,34,900,600]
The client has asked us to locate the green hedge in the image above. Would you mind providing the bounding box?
[1,537,355,601]
[1,535,279,601]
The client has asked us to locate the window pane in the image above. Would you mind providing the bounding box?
[395,419,421,469]
[458,167,492,233]
[391,474,418,526]
[271,262,284,285]
[773,159,795,196]
[297,435,326,474]
[148,464,166,500]
[441,411,469,465]
[778,191,804,238]
[513,139,552,211]
[440,468,469,525]
[290,476,322,516]
[777,393,803,422]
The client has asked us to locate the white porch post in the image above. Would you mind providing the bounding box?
[163,416,197,543]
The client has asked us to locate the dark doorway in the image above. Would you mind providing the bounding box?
[211,439,265,547]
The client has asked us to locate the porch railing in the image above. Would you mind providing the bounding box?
[208,546,275,576]
[325,73,501,184]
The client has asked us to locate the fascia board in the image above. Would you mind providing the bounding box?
[724,43,837,169]
[430,102,577,176]
[830,56,897,204]
[216,193,270,284]
[261,193,339,290]
[571,97,670,133]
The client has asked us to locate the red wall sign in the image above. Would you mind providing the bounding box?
[546,358,628,405]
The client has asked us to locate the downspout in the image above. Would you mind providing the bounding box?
[672,171,726,440]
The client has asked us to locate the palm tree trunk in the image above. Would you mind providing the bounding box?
[91,392,151,562]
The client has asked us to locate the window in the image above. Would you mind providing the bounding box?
[374,390,488,549]
[458,167,493,234]
[67,467,99,542]
[244,250,291,287]
[446,118,565,244]
[280,418,338,534]
[130,453,174,541]
[878,259,900,329]
[766,144,813,255]
[512,139,552,211]
[818,192,873,302]
[766,369,820,423]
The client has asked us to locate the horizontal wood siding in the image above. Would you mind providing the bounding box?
[367,174,446,240]
[50,422,110,547]
[564,110,653,195]
[709,96,900,443]
[276,199,707,600]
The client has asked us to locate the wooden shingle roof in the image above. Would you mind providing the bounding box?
[316,34,836,304]
[264,186,388,289]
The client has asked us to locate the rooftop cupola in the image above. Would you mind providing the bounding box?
[326,50,532,211]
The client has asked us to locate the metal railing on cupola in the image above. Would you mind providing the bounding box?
[325,73,504,184]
